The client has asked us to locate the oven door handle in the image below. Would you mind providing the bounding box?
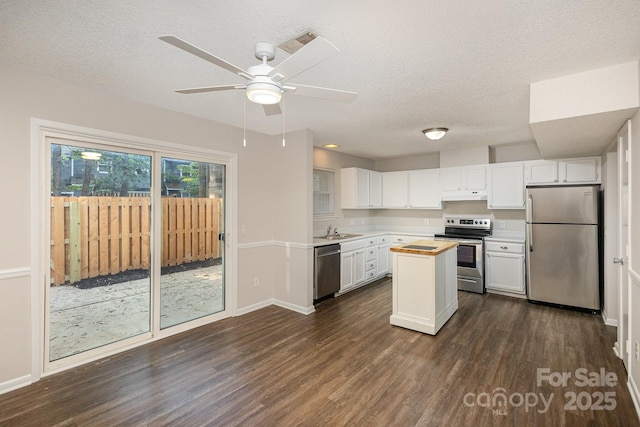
[458,278,478,283]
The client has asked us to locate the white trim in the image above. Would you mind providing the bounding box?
[0,375,32,395]
[613,344,621,359]
[236,298,315,316]
[235,299,274,316]
[0,267,30,280]
[31,118,239,378]
[629,374,640,423]
[630,268,640,284]
[602,309,618,327]
[273,298,315,315]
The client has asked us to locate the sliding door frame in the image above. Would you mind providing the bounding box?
[31,119,237,378]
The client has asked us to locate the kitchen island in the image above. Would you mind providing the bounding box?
[389,240,459,335]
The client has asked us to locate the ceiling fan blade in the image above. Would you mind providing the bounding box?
[159,35,253,79]
[262,103,282,116]
[175,84,244,94]
[269,36,339,81]
[286,84,358,102]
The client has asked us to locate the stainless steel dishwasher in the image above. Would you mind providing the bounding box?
[314,244,341,300]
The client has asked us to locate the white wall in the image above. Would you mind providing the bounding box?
[491,141,542,163]
[440,146,490,167]
[0,63,309,391]
[374,153,439,172]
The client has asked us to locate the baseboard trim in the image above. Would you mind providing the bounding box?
[602,310,618,327]
[235,299,273,316]
[0,374,32,395]
[273,299,315,315]
[238,241,312,250]
[236,298,315,316]
[628,374,640,423]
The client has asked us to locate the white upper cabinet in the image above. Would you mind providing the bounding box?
[408,170,442,209]
[369,170,382,207]
[488,163,525,209]
[382,171,409,208]
[525,160,558,184]
[341,167,383,208]
[561,157,600,183]
[524,157,601,185]
[440,165,487,200]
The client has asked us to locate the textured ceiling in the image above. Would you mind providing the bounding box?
[1,0,639,159]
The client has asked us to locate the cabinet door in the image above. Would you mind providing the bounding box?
[355,168,370,207]
[354,249,366,285]
[369,171,382,207]
[561,158,600,183]
[465,166,487,191]
[409,170,442,208]
[488,163,525,209]
[485,252,525,294]
[377,244,390,275]
[525,161,558,184]
[340,251,354,290]
[439,167,464,192]
[382,172,409,208]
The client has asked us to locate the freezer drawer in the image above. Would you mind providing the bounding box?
[526,223,599,310]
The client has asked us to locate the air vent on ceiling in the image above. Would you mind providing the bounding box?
[278,30,318,54]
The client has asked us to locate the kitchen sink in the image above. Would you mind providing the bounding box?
[315,233,362,240]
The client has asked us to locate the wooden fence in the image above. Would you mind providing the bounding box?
[50,196,223,286]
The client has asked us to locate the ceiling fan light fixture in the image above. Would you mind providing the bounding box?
[246,82,283,105]
[422,128,448,141]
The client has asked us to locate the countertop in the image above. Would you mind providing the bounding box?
[390,239,458,256]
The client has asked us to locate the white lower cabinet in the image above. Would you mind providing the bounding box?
[484,239,526,296]
[340,236,389,293]
[341,247,365,291]
[377,242,390,275]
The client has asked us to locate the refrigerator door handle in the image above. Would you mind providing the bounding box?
[528,225,533,252]
[527,194,533,224]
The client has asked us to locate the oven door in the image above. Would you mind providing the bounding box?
[434,237,485,293]
[456,241,483,278]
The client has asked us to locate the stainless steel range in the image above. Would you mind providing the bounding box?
[434,217,492,294]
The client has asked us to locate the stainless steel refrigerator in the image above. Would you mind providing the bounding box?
[525,185,600,310]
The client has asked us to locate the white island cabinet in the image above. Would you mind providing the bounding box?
[390,240,458,335]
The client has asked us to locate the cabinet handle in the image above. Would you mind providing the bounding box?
[500,246,508,250]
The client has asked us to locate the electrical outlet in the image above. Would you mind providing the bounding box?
[499,221,506,229]
[635,341,639,362]
[253,277,260,287]
[424,218,429,225]
[240,225,247,235]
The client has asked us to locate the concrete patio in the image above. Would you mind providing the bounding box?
[49,265,223,361]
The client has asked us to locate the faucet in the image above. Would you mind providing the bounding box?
[326,225,332,237]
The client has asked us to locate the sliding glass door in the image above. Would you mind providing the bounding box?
[45,136,229,369]
[48,141,152,361]
[159,157,225,329]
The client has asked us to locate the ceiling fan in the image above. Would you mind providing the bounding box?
[159,34,357,116]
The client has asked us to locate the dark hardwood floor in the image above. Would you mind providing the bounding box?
[1,279,638,426]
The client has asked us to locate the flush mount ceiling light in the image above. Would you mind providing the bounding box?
[323,144,340,148]
[81,151,102,160]
[422,128,448,141]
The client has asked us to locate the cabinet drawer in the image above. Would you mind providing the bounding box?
[341,239,366,252]
[365,238,377,247]
[365,247,376,261]
[366,269,377,280]
[485,241,524,254]
[366,260,376,271]
[377,235,389,245]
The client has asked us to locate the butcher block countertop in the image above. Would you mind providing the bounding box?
[390,239,458,256]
